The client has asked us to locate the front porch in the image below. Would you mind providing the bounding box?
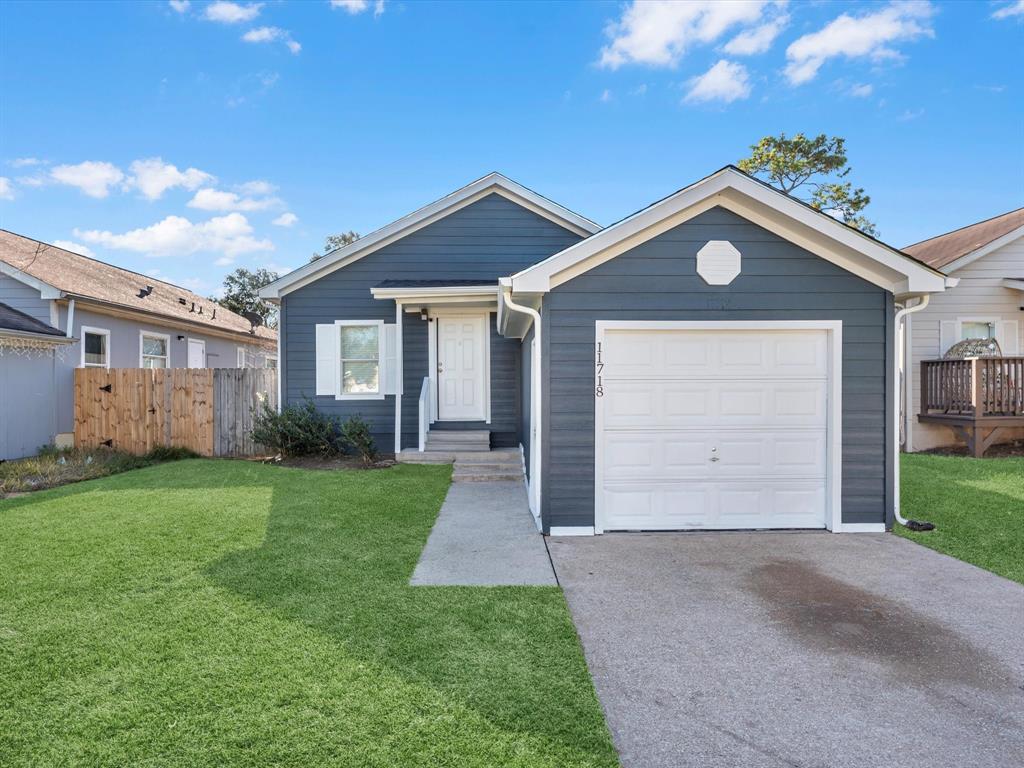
[918,356,1024,456]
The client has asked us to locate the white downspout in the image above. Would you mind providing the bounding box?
[893,294,930,528]
[501,283,542,526]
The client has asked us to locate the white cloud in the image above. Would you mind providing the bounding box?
[849,82,873,97]
[897,107,924,121]
[992,1,1024,19]
[331,0,384,14]
[784,1,934,85]
[241,26,301,54]
[722,13,789,55]
[52,240,95,258]
[272,212,298,227]
[127,158,214,200]
[204,1,262,24]
[599,0,772,69]
[237,179,276,195]
[187,187,279,212]
[16,175,46,187]
[75,213,273,258]
[50,161,125,198]
[600,88,613,102]
[684,59,751,103]
[11,157,42,167]
[168,0,190,13]
[0,177,14,200]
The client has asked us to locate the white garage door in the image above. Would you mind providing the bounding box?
[597,327,831,531]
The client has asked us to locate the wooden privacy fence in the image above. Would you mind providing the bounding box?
[74,368,277,457]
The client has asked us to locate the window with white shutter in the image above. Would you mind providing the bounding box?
[314,320,394,400]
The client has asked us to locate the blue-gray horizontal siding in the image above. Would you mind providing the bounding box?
[282,193,582,452]
[541,205,893,532]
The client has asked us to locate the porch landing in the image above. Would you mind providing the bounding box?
[397,447,523,482]
[410,480,554,586]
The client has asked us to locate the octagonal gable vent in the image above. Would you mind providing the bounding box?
[697,240,741,285]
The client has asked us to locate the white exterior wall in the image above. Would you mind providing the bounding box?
[906,234,1024,451]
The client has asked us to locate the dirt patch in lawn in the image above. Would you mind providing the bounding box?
[259,454,397,471]
[921,440,1024,458]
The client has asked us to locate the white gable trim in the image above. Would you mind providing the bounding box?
[509,168,947,296]
[259,173,599,300]
[940,225,1024,274]
[0,261,63,299]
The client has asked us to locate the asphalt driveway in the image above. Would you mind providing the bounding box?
[548,532,1024,768]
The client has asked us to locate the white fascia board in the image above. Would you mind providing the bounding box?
[1002,278,1024,292]
[0,261,63,299]
[260,173,599,300]
[370,286,499,301]
[941,225,1024,274]
[511,168,946,295]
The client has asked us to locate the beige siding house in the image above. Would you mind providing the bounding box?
[902,208,1024,451]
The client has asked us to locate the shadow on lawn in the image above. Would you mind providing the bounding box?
[77,459,616,764]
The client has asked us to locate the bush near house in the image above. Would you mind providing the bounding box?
[251,398,378,461]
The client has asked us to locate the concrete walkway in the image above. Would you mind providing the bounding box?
[549,532,1024,768]
[411,481,556,586]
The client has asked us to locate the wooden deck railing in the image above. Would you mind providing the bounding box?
[921,357,1024,417]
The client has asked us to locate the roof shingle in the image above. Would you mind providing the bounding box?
[0,229,276,345]
[903,208,1024,270]
[0,301,66,337]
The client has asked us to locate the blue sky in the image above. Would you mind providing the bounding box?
[1,0,1022,297]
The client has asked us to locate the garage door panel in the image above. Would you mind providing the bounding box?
[599,327,831,532]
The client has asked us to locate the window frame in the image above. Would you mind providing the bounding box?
[336,319,385,401]
[80,325,111,369]
[139,331,171,369]
[237,346,247,368]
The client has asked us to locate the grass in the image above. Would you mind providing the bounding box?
[0,460,616,767]
[898,453,1024,585]
[0,446,197,495]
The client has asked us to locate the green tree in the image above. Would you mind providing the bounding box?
[737,133,878,236]
[215,267,279,329]
[310,231,360,262]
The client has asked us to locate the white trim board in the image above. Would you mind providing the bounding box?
[0,261,63,299]
[548,526,595,537]
[508,167,947,296]
[592,320,845,535]
[260,173,599,300]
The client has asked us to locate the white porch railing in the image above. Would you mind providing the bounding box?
[418,376,430,452]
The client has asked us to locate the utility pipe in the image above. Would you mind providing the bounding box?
[501,283,542,525]
[893,294,932,530]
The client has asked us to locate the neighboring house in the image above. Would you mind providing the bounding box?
[902,208,1024,452]
[0,302,73,461]
[260,169,948,535]
[0,230,277,459]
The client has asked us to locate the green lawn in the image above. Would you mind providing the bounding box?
[0,460,616,767]
[898,453,1024,585]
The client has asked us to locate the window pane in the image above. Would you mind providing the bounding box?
[340,325,378,359]
[961,322,993,340]
[84,332,106,365]
[142,356,167,369]
[142,336,167,356]
[342,361,379,394]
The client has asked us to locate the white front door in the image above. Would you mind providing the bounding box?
[598,328,830,531]
[187,338,206,368]
[437,315,486,420]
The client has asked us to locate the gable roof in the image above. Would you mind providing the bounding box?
[506,166,948,297]
[0,301,66,338]
[259,172,600,300]
[0,229,275,345]
[903,207,1024,272]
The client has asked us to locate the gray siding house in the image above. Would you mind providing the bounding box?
[261,169,949,535]
[0,230,277,460]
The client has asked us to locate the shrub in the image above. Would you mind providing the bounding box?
[250,398,345,457]
[340,415,378,465]
[145,446,200,462]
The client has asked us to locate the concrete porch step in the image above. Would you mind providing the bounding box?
[453,467,524,482]
[426,429,490,443]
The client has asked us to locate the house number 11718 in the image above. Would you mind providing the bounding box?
[595,341,604,397]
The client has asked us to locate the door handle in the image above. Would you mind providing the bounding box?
[709,456,720,462]
[437,363,444,373]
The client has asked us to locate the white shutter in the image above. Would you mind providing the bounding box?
[382,324,398,395]
[315,324,339,396]
[939,320,957,357]
[997,320,1020,355]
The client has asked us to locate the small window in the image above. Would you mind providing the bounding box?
[237,347,247,368]
[340,323,380,395]
[265,356,278,370]
[81,327,110,368]
[961,321,995,341]
[140,332,169,369]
